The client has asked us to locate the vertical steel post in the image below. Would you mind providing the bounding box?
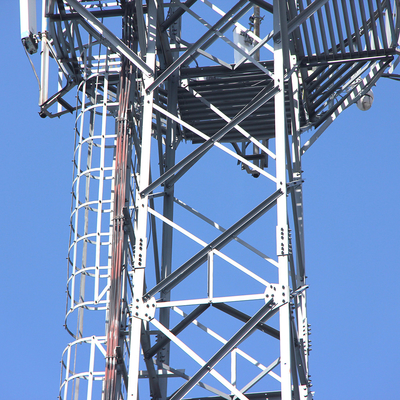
[274,1,292,399]
[127,2,158,399]
[157,2,181,397]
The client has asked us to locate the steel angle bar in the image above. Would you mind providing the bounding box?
[171,309,282,386]
[47,9,125,21]
[168,299,276,400]
[157,363,231,399]
[284,136,305,282]
[156,4,174,67]
[39,79,77,117]
[383,1,396,48]
[180,4,274,78]
[161,0,198,31]
[177,37,234,69]
[134,0,147,58]
[367,0,380,51]
[141,85,280,196]
[149,196,161,284]
[316,6,329,56]
[290,318,308,386]
[156,294,267,308]
[290,345,301,400]
[145,0,249,93]
[213,302,280,339]
[274,0,330,41]
[147,206,272,286]
[393,1,400,47]
[174,197,278,267]
[145,304,210,359]
[140,323,162,398]
[239,358,280,395]
[358,0,372,53]
[332,0,347,55]
[341,1,355,55]
[306,0,322,57]
[172,306,280,381]
[301,59,390,154]
[375,0,389,49]
[348,0,362,51]
[66,0,153,77]
[183,85,276,160]
[144,190,283,300]
[150,318,249,400]
[296,0,313,57]
[287,192,305,281]
[150,104,276,183]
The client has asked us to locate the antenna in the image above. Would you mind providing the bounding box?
[19,0,37,54]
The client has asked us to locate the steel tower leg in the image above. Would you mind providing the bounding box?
[127,2,158,400]
[273,2,291,399]
[156,4,181,399]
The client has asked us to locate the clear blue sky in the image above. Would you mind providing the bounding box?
[1,2,399,399]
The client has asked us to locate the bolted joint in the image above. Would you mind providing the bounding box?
[264,283,289,306]
[276,225,289,256]
[131,296,156,321]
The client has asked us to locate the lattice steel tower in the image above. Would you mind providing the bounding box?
[20,1,399,400]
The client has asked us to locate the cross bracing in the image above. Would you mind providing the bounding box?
[25,1,400,400]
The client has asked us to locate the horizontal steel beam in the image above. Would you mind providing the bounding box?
[47,8,125,20]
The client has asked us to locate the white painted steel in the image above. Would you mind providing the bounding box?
[273,2,291,399]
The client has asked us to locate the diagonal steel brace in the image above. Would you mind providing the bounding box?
[140,83,279,197]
